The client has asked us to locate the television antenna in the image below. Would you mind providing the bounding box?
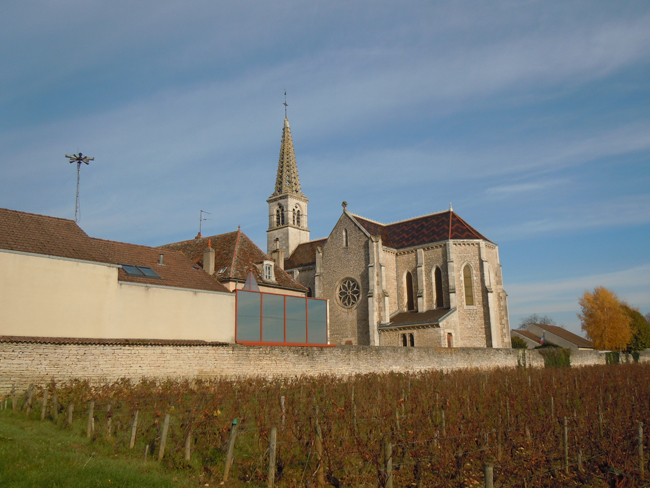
[199,210,212,237]
[65,152,94,222]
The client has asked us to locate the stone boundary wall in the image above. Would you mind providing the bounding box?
[1,340,647,394]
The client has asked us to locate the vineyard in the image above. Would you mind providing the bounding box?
[3,362,649,487]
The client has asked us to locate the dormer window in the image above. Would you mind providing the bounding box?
[264,263,273,281]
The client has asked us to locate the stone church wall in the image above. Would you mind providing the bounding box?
[3,340,636,395]
[453,242,489,348]
[381,248,398,317]
[422,244,448,310]
[396,250,418,310]
[321,214,371,345]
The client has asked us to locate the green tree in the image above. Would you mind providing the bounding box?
[511,336,528,349]
[518,313,555,329]
[623,304,650,352]
[578,287,632,351]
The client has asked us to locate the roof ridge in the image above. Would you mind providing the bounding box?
[229,227,241,279]
[352,209,453,228]
[158,230,239,248]
[0,207,77,224]
[451,211,487,241]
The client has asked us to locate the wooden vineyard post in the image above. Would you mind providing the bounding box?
[222,419,239,482]
[67,403,74,427]
[184,426,192,462]
[550,396,554,419]
[578,450,583,472]
[130,410,139,449]
[144,444,149,462]
[384,436,393,488]
[280,396,286,430]
[106,404,112,438]
[11,389,16,411]
[563,417,569,474]
[52,393,58,422]
[497,416,502,462]
[87,401,95,438]
[442,409,446,437]
[158,413,171,461]
[24,387,34,416]
[395,408,400,432]
[40,389,49,421]
[484,462,494,488]
[639,422,644,478]
[315,418,325,488]
[599,404,604,437]
[268,426,277,488]
[353,403,358,435]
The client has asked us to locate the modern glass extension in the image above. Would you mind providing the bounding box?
[235,290,330,346]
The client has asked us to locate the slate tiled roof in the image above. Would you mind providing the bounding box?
[352,210,489,249]
[0,207,110,263]
[285,238,327,269]
[381,308,453,328]
[92,238,230,293]
[533,323,594,349]
[0,336,228,346]
[159,229,307,292]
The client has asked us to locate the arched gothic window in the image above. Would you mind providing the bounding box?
[292,208,296,225]
[406,271,415,311]
[343,229,349,248]
[463,264,474,306]
[276,205,284,226]
[433,267,444,308]
[296,209,301,227]
[447,332,453,348]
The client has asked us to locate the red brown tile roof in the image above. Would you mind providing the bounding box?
[0,336,228,346]
[533,323,594,349]
[352,210,490,249]
[285,238,327,269]
[0,207,229,294]
[159,229,307,292]
[0,207,110,263]
[92,238,230,293]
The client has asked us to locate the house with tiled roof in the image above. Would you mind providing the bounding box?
[159,228,307,296]
[512,324,594,350]
[0,207,233,343]
[265,116,511,348]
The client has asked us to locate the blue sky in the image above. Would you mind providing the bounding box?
[2,1,649,336]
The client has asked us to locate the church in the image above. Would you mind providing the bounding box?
[266,117,512,348]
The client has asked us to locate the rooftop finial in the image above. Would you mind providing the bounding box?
[450,202,453,211]
[342,201,348,209]
[283,90,288,119]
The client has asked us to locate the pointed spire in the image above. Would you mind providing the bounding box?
[270,117,306,198]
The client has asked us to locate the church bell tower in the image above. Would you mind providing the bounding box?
[267,117,310,259]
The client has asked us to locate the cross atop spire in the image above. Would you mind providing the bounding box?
[270,116,306,198]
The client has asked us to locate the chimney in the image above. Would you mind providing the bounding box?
[203,238,215,275]
[270,248,285,270]
[158,253,164,266]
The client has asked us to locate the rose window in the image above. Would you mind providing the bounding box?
[338,278,360,308]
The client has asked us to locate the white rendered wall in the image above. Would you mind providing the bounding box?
[0,251,235,343]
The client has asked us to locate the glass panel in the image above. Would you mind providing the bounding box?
[121,264,144,276]
[137,266,161,279]
[286,297,306,343]
[308,299,328,344]
[262,294,285,343]
[237,291,261,342]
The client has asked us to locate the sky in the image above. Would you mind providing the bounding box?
[2,1,649,337]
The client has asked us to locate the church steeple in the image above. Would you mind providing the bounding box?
[269,118,306,199]
[267,116,310,257]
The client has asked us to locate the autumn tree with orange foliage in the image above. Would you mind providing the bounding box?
[578,286,632,351]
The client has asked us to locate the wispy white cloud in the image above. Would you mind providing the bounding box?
[485,179,569,197]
